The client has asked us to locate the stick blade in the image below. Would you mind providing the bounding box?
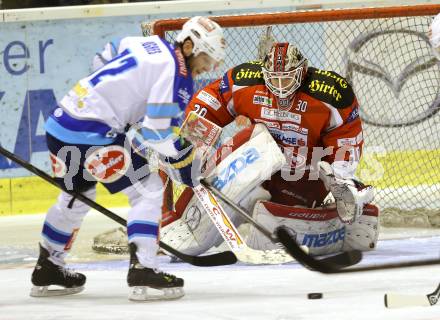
[190,251,238,267]
[159,241,237,267]
[384,293,431,308]
[319,249,362,269]
[385,282,440,308]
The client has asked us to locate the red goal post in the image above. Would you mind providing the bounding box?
[150,4,440,36]
[143,4,440,228]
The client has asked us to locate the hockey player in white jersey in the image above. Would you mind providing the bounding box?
[30,16,225,301]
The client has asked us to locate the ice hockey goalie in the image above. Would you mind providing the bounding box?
[161,42,379,258]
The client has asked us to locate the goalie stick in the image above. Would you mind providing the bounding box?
[384,282,440,308]
[193,184,297,265]
[201,181,362,270]
[176,112,295,264]
[276,224,440,274]
[0,145,236,267]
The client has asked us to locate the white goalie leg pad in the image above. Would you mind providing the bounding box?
[343,203,380,251]
[248,201,379,255]
[248,201,345,256]
[160,186,271,256]
[162,123,283,257]
[160,189,217,256]
[205,123,286,202]
[319,161,374,223]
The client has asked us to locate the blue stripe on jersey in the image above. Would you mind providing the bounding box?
[140,127,173,141]
[51,108,112,135]
[42,222,72,245]
[145,103,181,118]
[45,117,115,145]
[127,220,159,240]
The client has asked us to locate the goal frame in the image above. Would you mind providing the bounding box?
[151,4,440,36]
[148,3,440,225]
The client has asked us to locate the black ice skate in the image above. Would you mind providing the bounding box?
[127,243,184,301]
[30,244,86,297]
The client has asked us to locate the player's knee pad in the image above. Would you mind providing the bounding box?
[343,204,380,251]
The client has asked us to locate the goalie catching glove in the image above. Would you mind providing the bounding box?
[318,161,374,223]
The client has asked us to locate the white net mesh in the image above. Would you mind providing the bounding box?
[143,7,440,228]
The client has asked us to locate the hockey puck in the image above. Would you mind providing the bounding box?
[307,293,323,299]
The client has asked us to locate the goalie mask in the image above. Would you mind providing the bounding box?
[262,43,308,98]
[176,16,226,68]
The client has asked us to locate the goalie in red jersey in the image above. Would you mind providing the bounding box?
[162,42,379,259]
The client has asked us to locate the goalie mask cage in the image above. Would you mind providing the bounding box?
[145,4,440,228]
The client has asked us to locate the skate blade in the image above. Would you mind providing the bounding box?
[30,285,84,297]
[128,286,185,301]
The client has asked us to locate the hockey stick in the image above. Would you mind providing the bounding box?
[277,223,440,274]
[0,145,236,267]
[384,282,440,308]
[193,184,296,264]
[202,177,440,273]
[172,113,295,264]
[201,180,362,270]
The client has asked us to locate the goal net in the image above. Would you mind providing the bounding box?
[141,4,440,229]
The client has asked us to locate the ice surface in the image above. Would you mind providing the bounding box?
[1,212,440,320]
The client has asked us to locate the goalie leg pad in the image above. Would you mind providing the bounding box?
[248,201,379,256]
[343,204,380,251]
[160,185,271,256]
[248,201,345,256]
[205,123,286,202]
[161,124,282,256]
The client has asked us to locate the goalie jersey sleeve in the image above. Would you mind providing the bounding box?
[303,69,364,172]
[46,35,193,152]
[186,63,363,176]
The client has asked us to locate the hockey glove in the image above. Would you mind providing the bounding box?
[318,161,374,224]
[162,138,202,188]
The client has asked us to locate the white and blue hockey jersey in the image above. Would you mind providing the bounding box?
[45,36,194,156]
